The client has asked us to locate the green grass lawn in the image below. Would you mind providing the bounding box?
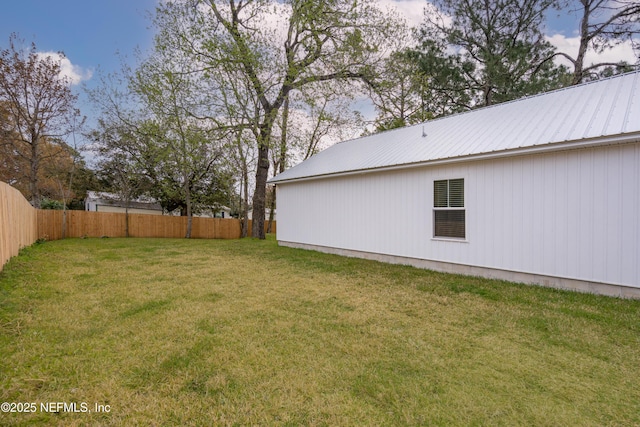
[1,237,639,426]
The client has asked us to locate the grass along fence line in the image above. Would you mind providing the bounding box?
[0,237,639,425]
[1,180,274,271]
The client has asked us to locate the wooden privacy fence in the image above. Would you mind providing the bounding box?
[1,180,276,271]
[1,182,38,271]
[36,210,274,240]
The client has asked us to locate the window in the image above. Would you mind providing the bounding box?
[433,178,465,239]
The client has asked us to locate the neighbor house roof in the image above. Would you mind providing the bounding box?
[270,71,640,184]
[86,191,163,211]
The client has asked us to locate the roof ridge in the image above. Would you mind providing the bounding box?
[345,69,640,144]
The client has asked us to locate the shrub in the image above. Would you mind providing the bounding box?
[40,198,65,210]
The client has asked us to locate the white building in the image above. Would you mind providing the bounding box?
[85,191,232,218]
[269,71,640,298]
[85,191,164,215]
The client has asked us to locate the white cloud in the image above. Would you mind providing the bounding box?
[36,52,93,85]
[377,0,429,29]
[380,1,638,68]
[546,34,638,68]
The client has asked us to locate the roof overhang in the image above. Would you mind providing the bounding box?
[269,131,640,185]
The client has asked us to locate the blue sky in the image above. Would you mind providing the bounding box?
[0,0,157,83]
[0,0,157,147]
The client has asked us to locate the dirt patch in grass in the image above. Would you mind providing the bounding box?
[1,237,639,426]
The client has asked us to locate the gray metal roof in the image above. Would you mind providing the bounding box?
[270,71,640,183]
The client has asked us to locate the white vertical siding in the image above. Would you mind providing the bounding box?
[277,142,640,288]
[605,148,622,283]
[565,152,581,278]
[620,145,640,284]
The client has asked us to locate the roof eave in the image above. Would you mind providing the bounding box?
[269,132,640,185]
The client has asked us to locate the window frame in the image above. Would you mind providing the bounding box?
[432,178,467,241]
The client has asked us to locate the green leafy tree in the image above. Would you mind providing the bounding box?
[132,50,231,238]
[368,49,432,130]
[89,46,233,239]
[90,122,153,237]
[417,0,568,109]
[153,0,404,238]
[40,198,65,210]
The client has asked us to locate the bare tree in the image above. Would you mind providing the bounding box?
[0,34,82,207]
[231,131,255,237]
[555,0,640,84]
[267,83,362,232]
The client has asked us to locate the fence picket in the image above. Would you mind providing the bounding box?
[0,182,38,271]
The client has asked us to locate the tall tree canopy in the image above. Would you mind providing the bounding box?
[0,34,82,207]
[88,51,233,239]
[134,46,232,238]
[153,0,404,238]
[368,49,431,130]
[416,0,569,110]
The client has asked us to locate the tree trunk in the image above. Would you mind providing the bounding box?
[483,82,493,107]
[241,169,249,238]
[235,133,250,238]
[30,135,41,208]
[267,193,275,234]
[62,210,67,239]
[251,109,280,239]
[125,204,130,238]
[267,94,289,234]
[572,3,591,85]
[185,183,192,239]
[251,142,269,239]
